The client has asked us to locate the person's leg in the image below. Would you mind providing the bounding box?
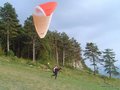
[55,73,57,79]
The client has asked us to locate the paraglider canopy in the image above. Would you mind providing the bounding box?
[33,2,57,38]
[40,2,57,16]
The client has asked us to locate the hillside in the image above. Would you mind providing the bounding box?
[0,56,120,90]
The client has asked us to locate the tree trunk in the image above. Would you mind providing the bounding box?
[17,41,20,57]
[109,72,111,78]
[93,56,96,75]
[16,41,20,57]
[56,46,59,65]
[93,62,96,75]
[109,59,111,78]
[55,38,59,65]
[33,39,35,62]
[63,49,65,66]
[7,30,10,53]
[27,46,30,58]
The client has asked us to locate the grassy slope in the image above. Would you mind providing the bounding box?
[0,56,120,90]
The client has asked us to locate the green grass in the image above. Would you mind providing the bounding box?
[0,56,120,90]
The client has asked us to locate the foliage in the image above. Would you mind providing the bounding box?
[7,50,14,56]
[103,49,119,78]
[24,16,38,62]
[0,47,4,56]
[0,2,21,54]
[0,2,84,68]
[84,42,101,75]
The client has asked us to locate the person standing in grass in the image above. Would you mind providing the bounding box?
[51,65,61,79]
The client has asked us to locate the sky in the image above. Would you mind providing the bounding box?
[0,0,120,67]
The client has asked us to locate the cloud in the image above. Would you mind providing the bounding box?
[53,0,120,30]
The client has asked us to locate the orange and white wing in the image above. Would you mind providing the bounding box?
[33,2,57,38]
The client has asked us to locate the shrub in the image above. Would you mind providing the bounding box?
[7,50,14,56]
[0,47,4,56]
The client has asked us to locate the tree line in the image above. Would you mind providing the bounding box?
[0,2,119,78]
[84,42,119,78]
[0,2,82,67]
